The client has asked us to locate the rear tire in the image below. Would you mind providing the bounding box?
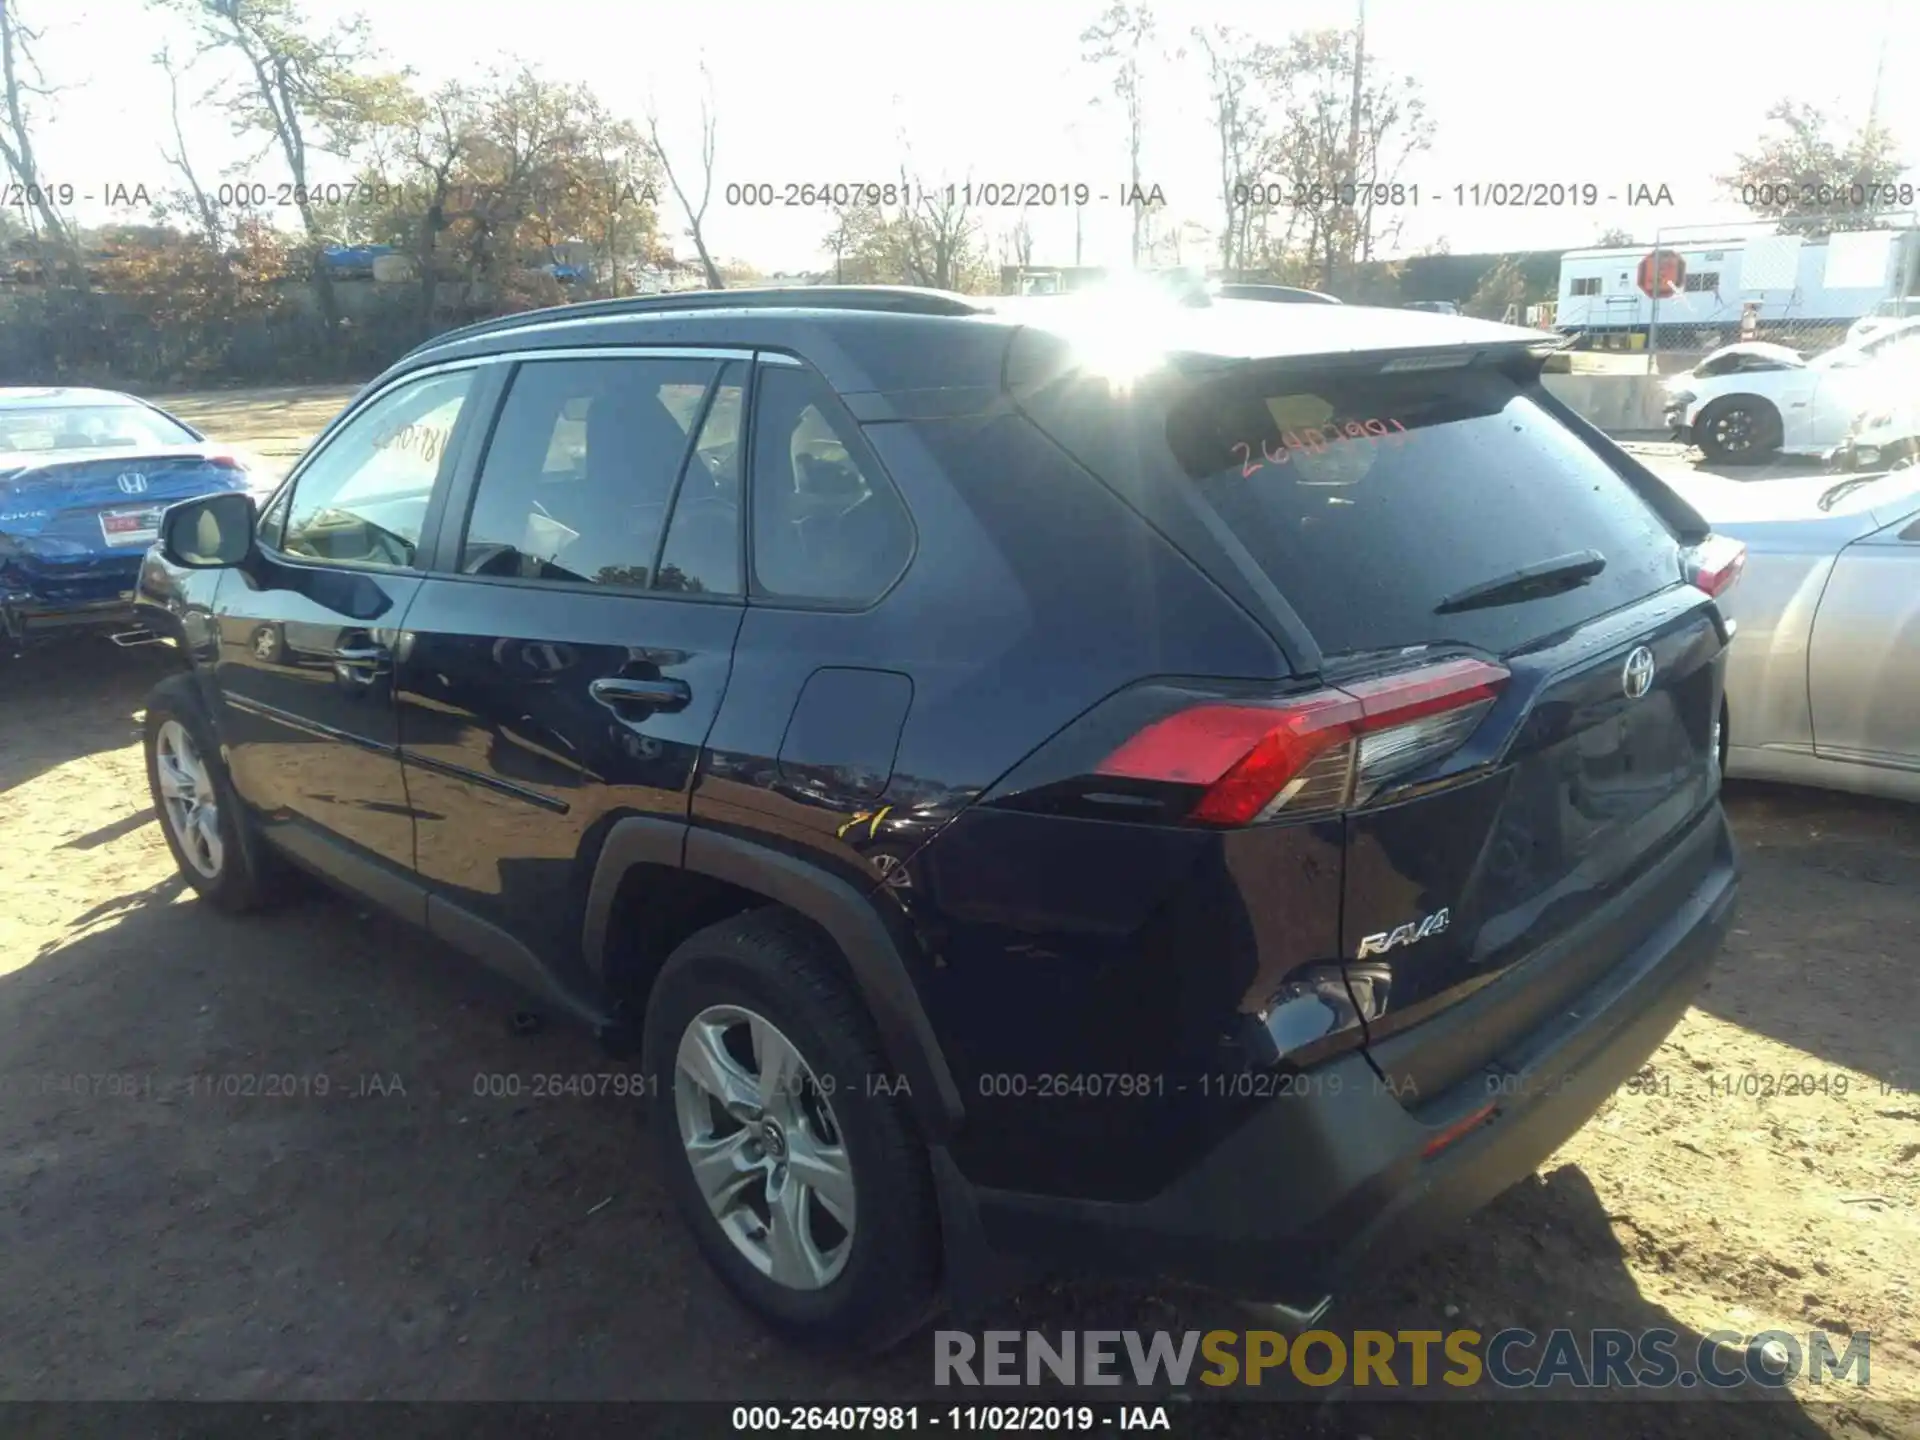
[1695,396,1782,465]
[643,908,941,1353]
[144,674,284,912]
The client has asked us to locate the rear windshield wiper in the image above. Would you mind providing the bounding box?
[1433,549,1607,615]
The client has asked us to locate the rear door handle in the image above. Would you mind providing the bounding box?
[590,677,692,715]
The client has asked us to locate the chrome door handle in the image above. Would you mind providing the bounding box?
[590,677,692,715]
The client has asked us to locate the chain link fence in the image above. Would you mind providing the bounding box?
[1631,215,1920,369]
[1550,214,1920,371]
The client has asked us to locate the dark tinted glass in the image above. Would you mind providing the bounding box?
[655,368,744,595]
[460,357,719,588]
[1025,363,1682,657]
[749,366,912,604]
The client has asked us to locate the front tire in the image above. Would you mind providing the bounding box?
[643,908,941,1353]
[1695,396,1782,464]
[144,674,281,912]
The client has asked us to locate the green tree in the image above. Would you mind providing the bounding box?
[1721,100,1906,234]
[152,0,414,333]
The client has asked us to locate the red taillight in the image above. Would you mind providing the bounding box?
[1683,534,1746,599]
[1096,657,1510,826]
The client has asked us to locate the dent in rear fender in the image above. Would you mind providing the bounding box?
[888,804,1347,1200]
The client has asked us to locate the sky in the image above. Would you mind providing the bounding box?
[21,0,1920,273]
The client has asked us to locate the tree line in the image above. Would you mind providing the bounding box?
[0,0,1909,384]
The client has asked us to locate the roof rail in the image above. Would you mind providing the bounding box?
[396,286,990,363]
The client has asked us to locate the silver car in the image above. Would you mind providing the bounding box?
[1660,467,1920,802]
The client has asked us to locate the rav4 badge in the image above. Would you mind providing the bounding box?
[1356,908,1450,959]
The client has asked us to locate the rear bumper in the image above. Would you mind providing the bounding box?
[1,586,141,652]
[966,806,1739,1306]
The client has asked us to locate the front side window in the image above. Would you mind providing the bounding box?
[457,355,734,591]
[748,365,913,605]
[276,368,474,568]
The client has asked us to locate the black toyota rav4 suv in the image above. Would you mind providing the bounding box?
[136,286,1744,1352]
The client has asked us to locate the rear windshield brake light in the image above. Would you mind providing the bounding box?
[1096,657,1509,825]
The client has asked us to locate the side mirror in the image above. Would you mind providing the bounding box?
[160,490,259,569]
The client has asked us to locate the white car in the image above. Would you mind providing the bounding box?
[1829,351,1920,472]
[1663,319,1920,463]
[1845,299,1920,348]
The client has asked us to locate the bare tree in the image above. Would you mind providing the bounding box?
[156,45,224,254]
[1344,0,1366,215]
[822,199,882,283]
[0,0,84,283]
[154,0,412,334]
[1002,209,1035,270]
[648,64,723,289]
[1191,24,1276,278]
[1260,27,1431,291]
[897,174,984,291]
[1082,3,1157,267]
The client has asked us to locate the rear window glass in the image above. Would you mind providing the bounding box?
[1028,363,1683,658]
[0,404,196,453]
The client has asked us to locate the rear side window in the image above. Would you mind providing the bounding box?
[1027,363,1683,658]
[749,365,912,606]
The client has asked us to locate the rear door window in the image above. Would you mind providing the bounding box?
[458,355,722,589]
[1027,363,1684,658]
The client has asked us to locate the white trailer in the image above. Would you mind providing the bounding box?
[1553,229,1920,350]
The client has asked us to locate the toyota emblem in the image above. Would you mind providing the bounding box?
[1621,645,1656,700]
[116,472,149,494]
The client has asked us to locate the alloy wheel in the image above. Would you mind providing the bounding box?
[1711,408,1754,453]
[154,719,224,879]
[673,1003,856,1290]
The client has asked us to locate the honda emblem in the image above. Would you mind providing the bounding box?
[116,472,149,494]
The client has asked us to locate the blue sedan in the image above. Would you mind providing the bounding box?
[0,387,260,655]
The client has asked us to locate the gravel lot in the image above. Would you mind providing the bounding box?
[0,388,1913,1436]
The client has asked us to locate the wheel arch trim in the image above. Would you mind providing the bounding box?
[582,816,965,1137]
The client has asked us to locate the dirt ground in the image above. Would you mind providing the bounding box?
[0,390,1915,1436]
[151,384,364,487]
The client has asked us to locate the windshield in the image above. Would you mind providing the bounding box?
[0,404,197,453]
